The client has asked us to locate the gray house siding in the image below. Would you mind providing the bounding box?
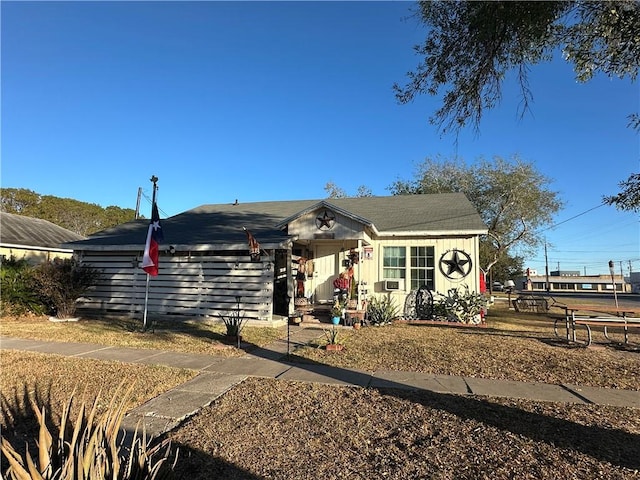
[77,251,277,321]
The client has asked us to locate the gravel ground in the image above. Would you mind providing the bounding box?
[168,377,640,480]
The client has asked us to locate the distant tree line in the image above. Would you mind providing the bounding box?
[0,188,137,236]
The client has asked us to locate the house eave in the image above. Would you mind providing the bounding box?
[63,240,292,252]
[1,243,74,254]
[275,200,374,230]
[375,229,488,237]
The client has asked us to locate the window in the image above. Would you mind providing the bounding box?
[383,246,405,280]
[410,246,434,290]
[383,246,435,291]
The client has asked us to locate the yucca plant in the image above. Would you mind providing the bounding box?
[367,295,399,326]
[0,384,176,480]
[323,325,340,345]
[218,296,247,338]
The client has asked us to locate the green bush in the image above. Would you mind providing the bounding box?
[433,287,487,324]
[367,295,400,326]
[0,257,47,315]
[1,384,176,480]
[31,258,102,319]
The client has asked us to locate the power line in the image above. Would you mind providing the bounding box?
[539,203,606,233]
[140,190,169,218]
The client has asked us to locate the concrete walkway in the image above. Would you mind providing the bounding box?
[2,327,639,440]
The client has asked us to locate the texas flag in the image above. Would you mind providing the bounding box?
[142,202,163,276]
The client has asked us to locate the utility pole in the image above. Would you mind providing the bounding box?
[544,242,550,293]
[609,260,619,310]
[135,187,142,219]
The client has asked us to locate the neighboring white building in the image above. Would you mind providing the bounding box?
[66,193,487,324]
[1,212,85,265]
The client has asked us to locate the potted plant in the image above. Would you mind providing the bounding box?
[324,326,343,351]
[330,302,343,325]
[289,312,302,325]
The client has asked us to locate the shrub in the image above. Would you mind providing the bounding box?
[367,295,400,326]
[30,258,102,319]
[433,287,487,324]
[0,257,47,315]
[0,384,176,480]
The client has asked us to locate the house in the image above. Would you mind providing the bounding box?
[65,193,487,324]
[0,212,85,265]
[517,271,631,294]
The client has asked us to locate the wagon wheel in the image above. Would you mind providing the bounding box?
[403,290,418,320]
[416,286,434,320]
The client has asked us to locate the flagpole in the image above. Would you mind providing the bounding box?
[142,176,159,331]
[143,273,150,330]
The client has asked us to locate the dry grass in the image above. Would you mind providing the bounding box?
[295,307,640,390]
[2,303,640,479]
[0,313,286,356]
[0,349,197,458]
[168,377,640,479]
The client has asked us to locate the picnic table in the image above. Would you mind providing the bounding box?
[550,304,640,346]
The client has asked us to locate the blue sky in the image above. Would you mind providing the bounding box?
[2,1,638,276]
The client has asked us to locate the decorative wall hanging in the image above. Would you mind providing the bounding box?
[439,249,472,279]
[315,209,336,230]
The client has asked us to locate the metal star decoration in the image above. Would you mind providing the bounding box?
[440,249,472,278]
[315,210,335,230]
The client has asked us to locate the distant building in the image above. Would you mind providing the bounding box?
[516,272,630,294]
[550,270,581,277]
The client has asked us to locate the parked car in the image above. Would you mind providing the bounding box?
[492,282,504,291]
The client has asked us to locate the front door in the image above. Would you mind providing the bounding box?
[314,244,339,303]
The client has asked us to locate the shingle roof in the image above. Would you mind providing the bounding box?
[1,212,86,249]
[66,193,486,251]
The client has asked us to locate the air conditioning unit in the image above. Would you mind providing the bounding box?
[383,279,405,291]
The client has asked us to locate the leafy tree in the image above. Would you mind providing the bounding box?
[603,173,640,212]
[0,188,136,235]
[324,182,374,199]
[389,154,563,273]
[0,188,40,214]
[481,243,524,285]
[394,1,640,134]
[324,181,347,199]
